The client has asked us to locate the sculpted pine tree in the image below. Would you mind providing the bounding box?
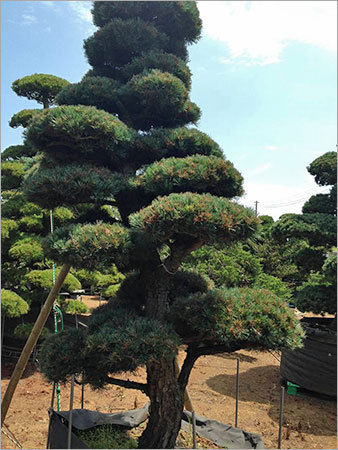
[23,3,303,448]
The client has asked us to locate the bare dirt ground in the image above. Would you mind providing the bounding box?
[1,297,336,449]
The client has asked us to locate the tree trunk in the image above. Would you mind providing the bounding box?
[138,358,184,449]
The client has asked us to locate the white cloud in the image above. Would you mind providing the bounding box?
[198,1,337,66]
[238,178,330,220]
[265,145,278,151]
[247,162,272,177]
[21,14,37,25]
[68,1,95,30]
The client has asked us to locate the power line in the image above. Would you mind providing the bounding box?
[264,197,309,208]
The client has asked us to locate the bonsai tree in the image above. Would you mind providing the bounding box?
[23,3,304,448]
[272,151,337,318]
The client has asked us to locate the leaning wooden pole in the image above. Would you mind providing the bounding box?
[174,357,194,412]
[1,264,71,425]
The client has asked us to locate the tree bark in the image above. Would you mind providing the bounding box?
[138,241,203,448]
[138,358,184,449]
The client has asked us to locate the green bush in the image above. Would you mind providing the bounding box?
[14,322,49,340]
[62,300,89,315]
[1,219,19,240]
[1,289,29,318]
[253,273,292,299]
[77,424,137,449]
[9,237,44,264]
[24,269,81,292]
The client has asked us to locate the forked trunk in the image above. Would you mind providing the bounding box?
[138,358,184,449]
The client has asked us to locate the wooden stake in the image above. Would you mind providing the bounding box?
[174,357,194,412]
[1,264,71,425]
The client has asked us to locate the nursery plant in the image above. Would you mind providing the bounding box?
[2,73,125,307]
[23,2,304,448]
[272,151,337,318]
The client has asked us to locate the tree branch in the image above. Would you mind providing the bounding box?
[177,348,199,391]
[189,342,246,357]
[104,376,149,396]
[165,236,203,273]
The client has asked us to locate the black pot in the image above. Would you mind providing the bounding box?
[280,317,337,397]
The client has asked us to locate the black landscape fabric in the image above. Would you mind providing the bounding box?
[281,318,337,397]
[48,404,264,449]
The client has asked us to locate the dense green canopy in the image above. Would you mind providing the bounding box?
[307,151,337,186]
[91,1,202,44]
[1,289,29,318]
[272,151,337,315]
[21,4,305,448]
[9,109,42,129]
[12,73,70,107]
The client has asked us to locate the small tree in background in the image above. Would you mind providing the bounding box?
[1,74,80,307]
[2,73,125,308]
[1,289,29,344]
[23,3,304,447]
[272,151,337,318]
[11,73,70,109]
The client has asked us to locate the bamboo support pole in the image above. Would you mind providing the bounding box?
[235,358,240,427]
[174,358,194,412]
[1,264,71,425]
[278,386,285,449]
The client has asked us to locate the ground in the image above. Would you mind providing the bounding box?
[1,297,336,449]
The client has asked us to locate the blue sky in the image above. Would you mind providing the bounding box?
[2,1,337,219]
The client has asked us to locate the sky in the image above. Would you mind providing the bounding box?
[1,1,337,220]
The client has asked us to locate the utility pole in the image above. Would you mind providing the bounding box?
[254,201,259,217]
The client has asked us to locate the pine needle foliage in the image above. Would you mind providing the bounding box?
[12,73,70,106]
[21,3,305,447]
[9,109,42,129]
[1,289,29,318]
[130,193,258,244]
[272,151,337,314]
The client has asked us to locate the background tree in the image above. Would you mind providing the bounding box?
[272,151,337,317]
[182,241,292,299]
[23,3,304,448]
[2,74,80,308]
[2,74,125,310]
[1,289,29,345]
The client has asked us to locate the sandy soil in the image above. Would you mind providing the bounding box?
[1,297,336,449]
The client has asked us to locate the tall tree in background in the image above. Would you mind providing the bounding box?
[1,74,80,307]
[23,3,303,448]
[2,74,124,307]
[272,151,337,317]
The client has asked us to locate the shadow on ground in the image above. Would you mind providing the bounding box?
[206,365,337,436]
[1,361,39,380]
